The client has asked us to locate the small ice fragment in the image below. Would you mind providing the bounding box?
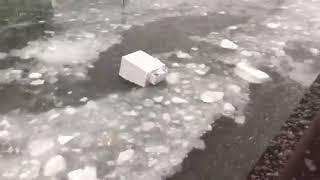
[227,84,241,93]
[166,72,180,84]
[218,11,226,14]
[200,91,224,103]
[191,47,199,51]
[176,51,192,59]
[220,39,238,50]
[0,52,8,59]
[80,97,88,102]
[171,97,188,104]
[143,99,154,107]
[234,116,246,125]
[0,130,9,138]
[267,22,281,29]
[145,146,169,154]
[67,91,73,95]
[310,48,319,56]
[162,113,171,121]
[28,139,55,156]
[117,149,135,165]
[123,110,138,116]
[119,51,167,87]
[68,166,97,180]
[43,155,66,176]
[28,72,42,79]
[227,26,238,30]
[65,107,76,115]
[104,17,110,21]
[240,50,253,57]
[49,113,60,120]
[234,62,271,83]
[305,158,317,171]
[58,135,75,145]
[19,160,41,179]
[153,96,164,103]
[223,103,236,115]
[30,79,45,86]
[142,122,156,131]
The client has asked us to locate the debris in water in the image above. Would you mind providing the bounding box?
[117,149,135,165]
[30,79,45,86]
[220,39,238,50]
[234,62,271,83]
[68,166,97,180]
[310,48,320,56]
[176,51,192,59]
[43,155,67,176]
[19,160,41,179]
[119,51,168,87]
[143,99,154,107]
[200,91,224,103]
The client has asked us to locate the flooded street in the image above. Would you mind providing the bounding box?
[0,0,319,179]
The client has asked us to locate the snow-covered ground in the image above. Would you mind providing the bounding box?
[0,0,319,179]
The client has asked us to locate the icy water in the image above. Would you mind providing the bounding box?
[0,0,319,180]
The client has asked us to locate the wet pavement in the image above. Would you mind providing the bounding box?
[0,0,319,180]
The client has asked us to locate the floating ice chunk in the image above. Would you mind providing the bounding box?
[200,91,224,103]
[19,160,41,179]
[171,97,188,104]
[145,146,169,154]
[117,149,135,165]
[142,122,156,131]
[30,79,45,86]
[80,97,88,102]
[310,48,320,56]
[240,50,253,57]
[123,110,139,116]
[191,47,199,51]
[68,166,97,180]
[227,84,241,93]
[58,135,75,145]
[227,26,238,30]
[28,73,42,79]
[0,130,9,138]
[162,113,171,121]
[49,113,60,120]
[0,52,8,59]
[143,99,154,107]
[234,115,246,125]
[234,62,271,83]
[119,51,168,87]
[65,107,77,115]
[223,103,236,116]
[43,155,66,176]
[267,22,281,29]
[166,72,180,84]
[29,139,55,156]
[153,96,164,103]
[176,51,192,59]
[220,39,238,50]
